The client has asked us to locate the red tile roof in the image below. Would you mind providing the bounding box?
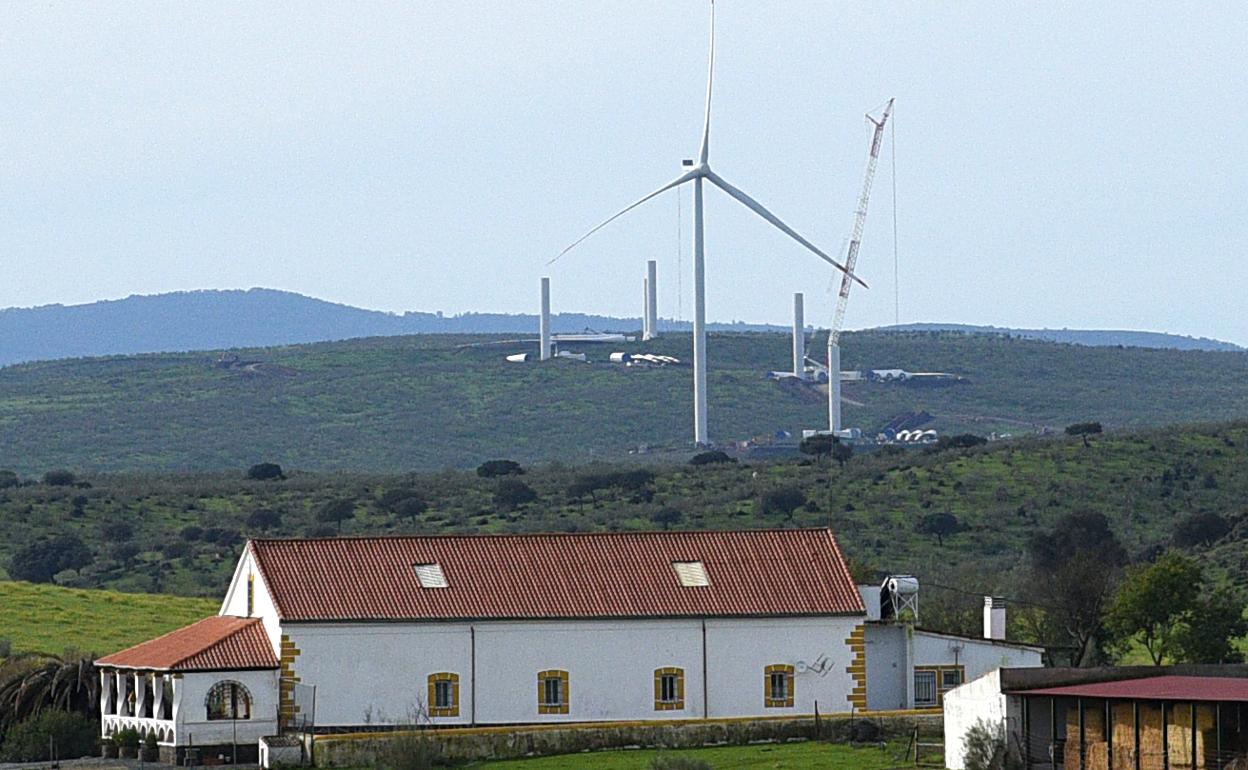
[1009,675,1248,702]
[249,528,864,622]
[96,616,278,671]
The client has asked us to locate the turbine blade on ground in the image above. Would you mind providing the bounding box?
[698,1,715,164]
[705,170,868,288]
[550,169,700,264]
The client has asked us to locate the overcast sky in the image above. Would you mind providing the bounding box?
[2,2,1245,341]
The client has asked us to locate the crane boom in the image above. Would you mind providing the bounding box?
[830,99,893,346]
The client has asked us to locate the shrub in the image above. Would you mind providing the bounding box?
[962,719,1016,770]
[42,470,77,487]
[689,450,736,465]
[477,459,524,478]
[161,541,191,559]
[114,727,140,750]
[0,710,97,762]
[0,470,19,489]
[246,462,285,481]
[101,522,134,542]
[651,508,683,529]
[938,434,988,450]
[180,525,203,542]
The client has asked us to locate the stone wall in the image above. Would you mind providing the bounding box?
[312,711,942,767]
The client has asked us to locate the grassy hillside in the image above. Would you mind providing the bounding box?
[0,582,217,656]
[4,422,1248,630]
[1,330,1247,474]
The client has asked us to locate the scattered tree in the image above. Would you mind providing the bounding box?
[477,460,524,478]
[494,479,537,511]
[246,509,283,531]
[1106,552,1247,665]
[650,508,683,530]
[0,654,100,740]
[689,450,736,466]
[0,470,19,489]
[317,499,356,533]
[1023,510,1126,666]
[832,440,854,468]
[799,434,835,460]
[101,522,133,542]
[7,535,93,583]
[760,486,806,521]
[179,525,203,542]
[1065,422,1103,436]
[245,462,285,481]
[394,496,428,524]
[42,470,76,487]
[915,512,960,546]
[1172,512,1230,548]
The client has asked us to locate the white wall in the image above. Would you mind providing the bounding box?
[283,616,862,727]
[942,669,1005,770]
[864,624,909,711]
[219,549,282,656]
[913,631,1043,683]
[174,670,281,748]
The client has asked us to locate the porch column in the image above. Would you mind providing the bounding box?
[99,669,112,717]
[170,674,185,739]
[134,672,147,720]
[152,673,165,721]
[115,671,130,717]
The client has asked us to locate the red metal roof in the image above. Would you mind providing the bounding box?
[96,616,279,671]
[248,528,865,622]
[1011,676,1248,702]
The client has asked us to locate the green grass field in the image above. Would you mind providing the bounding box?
[471,741,914,769]
[0,581,218,656]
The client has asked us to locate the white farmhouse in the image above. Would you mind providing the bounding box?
[94,528,1042,763]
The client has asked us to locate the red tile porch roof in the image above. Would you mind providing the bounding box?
[248,528,865,622]
[96,616,279,671]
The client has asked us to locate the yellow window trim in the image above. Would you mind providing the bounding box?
[764,664,795,708]
[426,672,460,718]
[914,664,965,706]
[653,667,685,711]
[537,670,569,715]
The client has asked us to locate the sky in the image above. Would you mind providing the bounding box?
[2,2,1246,342]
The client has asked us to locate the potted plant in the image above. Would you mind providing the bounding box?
[116,728,140,759]
[140,731,159,762]
[100,736,119,759]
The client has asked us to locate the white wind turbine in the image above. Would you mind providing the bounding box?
[553,1,865,446]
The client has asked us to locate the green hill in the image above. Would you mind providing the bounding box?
[0,582,217,657]
[1,330,1247,474]
[5,422,1248,635]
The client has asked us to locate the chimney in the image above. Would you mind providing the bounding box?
[983,596,1006,641]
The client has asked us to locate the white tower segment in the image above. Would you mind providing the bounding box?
[644,260,658,341]
[792,293,805,379]
[642,276,651,339]
[552,2,864,446]
[539,277,552,361]
[828,99,893,433]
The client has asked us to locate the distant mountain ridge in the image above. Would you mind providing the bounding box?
[877,323,1243,352]
[0,289,1240,367]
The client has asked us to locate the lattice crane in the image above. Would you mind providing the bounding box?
[828,99,893,434]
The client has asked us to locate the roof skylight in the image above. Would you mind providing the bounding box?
[414,563,449,589]
[672,561,710,587]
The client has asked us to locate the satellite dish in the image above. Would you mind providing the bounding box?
[795,660,808,674]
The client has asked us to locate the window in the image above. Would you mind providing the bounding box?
[426,672,459,717]
[414,563,448,588]
[941,669,962,689]
[654,667,685,711]
[672,561,710,587]
[537,670,569,715]
[914,670,938,707]
[205,681,252,720]
[246,574,255,616]
[764,664,795,708]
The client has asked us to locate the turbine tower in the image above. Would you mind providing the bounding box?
[554,2,864,445]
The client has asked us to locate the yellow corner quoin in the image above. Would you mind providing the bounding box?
[427,672,460,718]
[278,634,302,726]
[844,624,867,710]
[537,670,570,715]
[653,666,685,711]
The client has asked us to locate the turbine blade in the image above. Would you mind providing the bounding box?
[550,169,699,264]
[705,170,868,288]
[698,1,715,163]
